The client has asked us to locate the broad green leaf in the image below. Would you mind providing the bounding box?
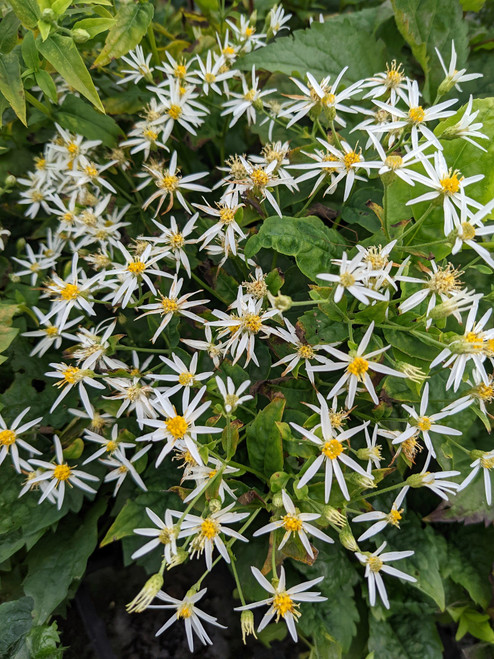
[7,0,40,28]
[23,500,106,624]
[37,18,52,41]
[0,51,26,125]
[391,0,468,101]
[368,612,443,659]
[445,527,494,608]
[72,17,116,39]
[246,397,285,478]
[0,597,34,658]
[244,215,345,283]
[0,12,20,54]
[35,69,57,103]
[26,622,63,659]
[36,34,104,112]
[92,3,154,68]
[238,4,393,84]
[51,0,73,16]
[460,0,485,9]
[21,31,40,70]
[55,95,123,147]
[0,303,19,356]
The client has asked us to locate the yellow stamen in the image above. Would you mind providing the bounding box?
[166,415,188,439]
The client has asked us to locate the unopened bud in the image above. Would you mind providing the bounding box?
[271,492,284,508]
[4,175,16,187]
[268,292,292,312]
[406,473,426,488]
[437,77,456,97]
[253,98,264,111]
[323,105,337,122]
[339,525,358,552]
[240,610,257,644]
[209,498,222,513]
[42,8,55,21]
[323,505,346,528]
[126,573,163,613]
[72,28,90,43]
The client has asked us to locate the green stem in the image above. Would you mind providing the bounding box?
[447,436,471,455]
[25,91,53,118]
[383,182,390,240]
[229,548,246,605]
[401,204,435,243]
[147,24,160,65]
[350,481,406,504]
[118,345,172,353]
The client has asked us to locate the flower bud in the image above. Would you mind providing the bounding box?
[72,28,90,43]
[4,175,16,187]
[406,473,426,488]
[167,547,188,569]
[209,498,222,513]
[470,449,485,461]
[240,610,257,644]
[322,505,346,528]
[268,292,292,312]
[126,573,163,613]
[271,491,284,509]
[437,77,456,97]
[323,105,337,122]
[339,525,358,552]
[42,8,55,21]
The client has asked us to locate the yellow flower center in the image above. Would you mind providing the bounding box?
[159,527,174,544]
[178,372,194,386]
[368,555,383,572]
[347,356,369,377]
[45,326,59,337]
[272,592,299,619]
[177,603,193,618]
[417,416,432,431]
[475,383,494,401]
[385,155,403,170]
[387,508,403,526]
[143,128,158,141]
[169,232,185,249]
[174,65,187,80]
[429,265,461,294]
[53,463,72,481]
[106,440,118,452]
[84,165,99,178]
[60,366,81,385]
[298,345,315,359]
[204,72,216,84]
[242,313,262,333]
[127,260,147,275]
[168,104,182,120]
[200,518,219,539]
[35,157,46,170]
[62,211,74,223]
[343,151,361,169]
[386,69,403,87]
[244,26,254,37]
[166,415,188,439]
[465,331,484,351]
[0,429,16,446]
[250,168,270,187]
[225,393,239,408]
[161,297,179,314]
[322,92,336,106]
[480,455,494,470]
[223,46,235,57]
[159,174,179,191]
[60,283,80,300]
[408,106,425,123]
[340,272,356,287]
[322,439,344,459]
[440,173,461,195]
[282,514,303,532]
[219,207,236,224]
[461,222,476,241]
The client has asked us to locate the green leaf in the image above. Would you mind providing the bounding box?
[246,397,285,478]
[35,70,57,103]
[55,95,123,147]
[0,12,20,54]
[460,0,485,9]
[238,4,393,84]
[368,611,443,659]
[72,17,116,39]
[23,500,106,624]
[0,597,34,657]
[445,527,494,608]
[0,51,26,125]
[51,0,73,16]
[244,215,344,283]
[36,34,104,112]
[21,31,40,70]
[37,18,52,41]
[92,2,154,68]
[26,622,63,659]
[7,0,40,28]
[390,0,468,101]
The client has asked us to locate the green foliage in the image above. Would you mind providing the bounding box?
[92,3,154,67]
[246,397,285,478]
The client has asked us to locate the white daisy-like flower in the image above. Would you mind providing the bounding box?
[22,308,82,357]
[439,95,488,151]
[355,541,416,609]
[194,193,246,256]
[46,361,105,417]
[142,152,209,215]
[318,251,387,305]
[147,214,198,277]
[309,321,406,408]
[406,150,483,236]
[13,243,58,285]
[458,449,494,506]
[271,317,336,384]
[179,502,249,570]
[225,16,266,52]
[156,52,199,86]
[0,407,42,472]
[429,305,494,392]
[450,193,494,269]
[215,375,253,414]
[150,587,226,652]
[120,120,169,161]
[71,319,126,371]
[30,435,99,509]
[138,276,208,344]
[221,66,273,127]
[151,352,213,397]
[182,458,239,503]
[360,60,409,104]
[370,79,457,149]
[104,376,157,426]
[290,408,370,502]
[353,487,408,542]
[136,386,221,466]
[71,155,116,194]
[18,458,59,505]
[117,45,154,85]
[195,51,236,95]
[253,489,334,558]
[435,40,482,92]
[364,133,432,186]
[51,124,101,169]
[235,566,326,642]
[392,382,471,458]
[82,423,135,465]
[181,325,226,368]
[100,445,151,496]
[150,79,208,142]
[267,4,292,36]
[131,507,181,562]
[408,468,461,500]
